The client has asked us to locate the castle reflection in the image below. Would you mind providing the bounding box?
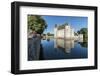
[28,38,87,61]
[54,38,85,53]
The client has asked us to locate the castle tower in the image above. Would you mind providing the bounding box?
[54,23,75,39]
[54,24,57,38]
[70,28,74,39]
[65,24,71,39]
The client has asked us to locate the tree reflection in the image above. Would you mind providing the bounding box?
[39,44,44,60]
[28,37,88,61]
[28,37,44,61]
[78,42,88,48]
[78,38,88,48]
[47,38,50,42]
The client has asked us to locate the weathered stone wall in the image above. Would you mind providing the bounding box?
[57,29,64,38]
[54,24,83,40]
[54,25,75,39]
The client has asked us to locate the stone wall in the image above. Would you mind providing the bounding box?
[54,24,75,39]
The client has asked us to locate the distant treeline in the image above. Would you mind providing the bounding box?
[43,33,54,36]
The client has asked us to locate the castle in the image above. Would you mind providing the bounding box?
[54,23,83,40]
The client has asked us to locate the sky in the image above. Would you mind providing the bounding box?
[41,15,88,34]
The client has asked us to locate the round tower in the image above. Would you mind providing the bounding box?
[54,24,57,38]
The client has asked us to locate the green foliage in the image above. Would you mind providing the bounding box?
[77,28,88,38]
[28,15,47,34]
[58,25,65,30]
[57,22,68,30]
[47,32,51,36]
[47,32,54,36]
[78,28,87,34]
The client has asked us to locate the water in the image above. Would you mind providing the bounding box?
[28,38,88,61]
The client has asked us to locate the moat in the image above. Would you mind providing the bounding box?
[28,38,88,61]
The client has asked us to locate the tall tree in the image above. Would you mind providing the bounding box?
[77,28,88,38]
[28,15,47,34]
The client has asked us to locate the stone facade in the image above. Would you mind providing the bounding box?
[54,24,74,39]
[54,23,83,40]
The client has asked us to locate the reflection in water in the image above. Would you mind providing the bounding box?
[47,38,50,42]
[54,38,88,54]
[39,44,44,60]
[54,39,74,53]
[78,38,83,43]
[28,37,41,61]
[28,37,88,61]
[28,41,44,60]
[79,42,88,48]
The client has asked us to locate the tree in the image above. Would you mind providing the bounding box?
[47,32,51,36]
[77,28,88,38]
[80,28,87,34]
[28,15,47,34]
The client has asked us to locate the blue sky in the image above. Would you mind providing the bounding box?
[41,15,88,34]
